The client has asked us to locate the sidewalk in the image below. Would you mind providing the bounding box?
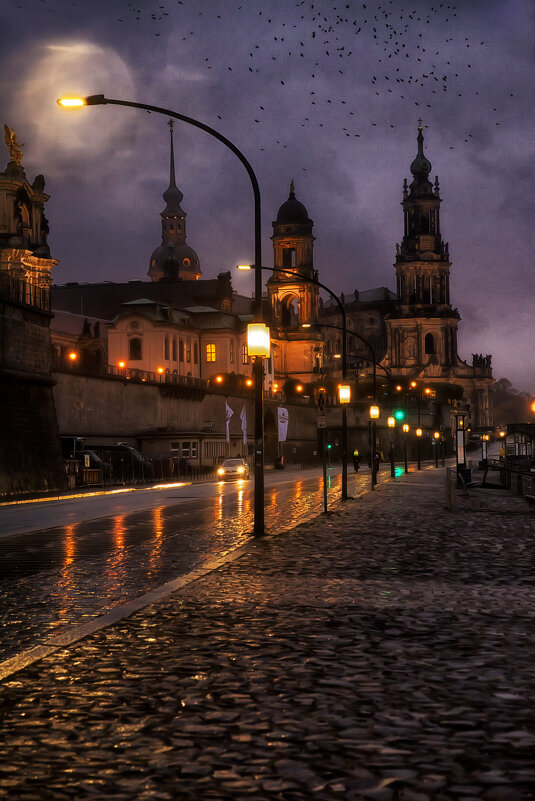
[0,468,534,801]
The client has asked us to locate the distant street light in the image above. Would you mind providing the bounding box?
[387,416,396,478]
[402,423,409,473]
[416,426,423,470]
[58,93,267,535]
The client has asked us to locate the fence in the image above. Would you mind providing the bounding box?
[0,276,51,312]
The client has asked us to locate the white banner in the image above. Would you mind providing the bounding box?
[225,402,234,443]
[240,404,247,445]
[278,407,289,442]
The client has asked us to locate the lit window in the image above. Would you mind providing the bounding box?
[242,344,248,365]
[206,343,216,362]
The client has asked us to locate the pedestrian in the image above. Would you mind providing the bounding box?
[373,450,380,475]
[352,448,360,472]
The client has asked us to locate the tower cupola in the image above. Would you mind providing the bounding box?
[148,121,201,282]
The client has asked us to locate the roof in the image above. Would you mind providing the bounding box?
[50,310,109,335]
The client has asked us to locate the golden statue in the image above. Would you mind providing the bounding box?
[4,125,24,166]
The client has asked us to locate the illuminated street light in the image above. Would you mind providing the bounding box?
[387,416,396,477]
[402,423,409,474]
[415,426,422,471]
[58,92,267,536]
[118,361,125,369]
[247,322,270,358]
[338,385,351,404]
[68,351,78,362]
[370,405,380,419]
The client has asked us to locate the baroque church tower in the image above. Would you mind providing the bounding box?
[385,122,459,375]
[148,121,201,282]
[267,182,323,383]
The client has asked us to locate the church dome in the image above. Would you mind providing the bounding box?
[149,242,201,281]
[410,124,432,177]
[276,181,310,225]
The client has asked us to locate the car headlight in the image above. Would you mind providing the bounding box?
[237,466,245,474]
[217,467,225,476]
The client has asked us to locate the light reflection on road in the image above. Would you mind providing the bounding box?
[0,467,384,662]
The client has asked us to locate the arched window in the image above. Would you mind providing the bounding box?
[425,333,435,354]
[164,336,169,360]
[129,337,142,360]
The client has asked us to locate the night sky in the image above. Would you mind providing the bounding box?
[1,0,533,392]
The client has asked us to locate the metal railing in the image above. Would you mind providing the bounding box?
[0,276,50,312]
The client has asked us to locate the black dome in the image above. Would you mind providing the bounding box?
[276,189,310,225]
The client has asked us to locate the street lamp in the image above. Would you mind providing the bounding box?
[369,404,380,487]
[402,423,409,473]
[416,426,423,470]
[433,430,440,468]
[238,263,351,500]
[387,416,396,478]
[58,93,267,535]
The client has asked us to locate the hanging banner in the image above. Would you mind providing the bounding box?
[240,404,247,445]
[225,402,234,443]
[278,407,289,442]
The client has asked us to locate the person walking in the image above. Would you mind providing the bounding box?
[352,448,360,472]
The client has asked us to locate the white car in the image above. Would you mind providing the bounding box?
[217,458,250,481]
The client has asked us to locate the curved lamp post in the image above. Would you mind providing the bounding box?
[58,94,266,535]
[238,264,350,499]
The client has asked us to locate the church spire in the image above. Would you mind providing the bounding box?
[162,119,184,214]
[410,119,432,179]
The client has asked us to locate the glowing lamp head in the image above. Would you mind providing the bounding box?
[57,97,85,108]
[394,409,405,421]
[387,416,395,428]
[396,385,403,392]
[416,427,423,437]
[246,378,253,387]
[482,433,490,441]
[236,263,252,271]
[295,384,303,393]
[301,323,311,329]
[247,323,270,357]
[157,367,164,374]
[424,387,432,395]
[338,385,351,404]
[215,375,223,383]
[410,381,417,388]
[333,353,342,359]
[402,423,410,434]
[68,351,77,361]
[434,431,440,440]
[531,400,535,413]
[369,404,380,420]
[118,361,125,369]
[273,383,278,391]
[499,431,505,438]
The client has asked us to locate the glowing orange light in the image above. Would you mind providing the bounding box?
[215,375,223,383]
[57,97,85,108]
[68,351,78,361]
[424,387,432,395]
[410,381,417,388]
[396,385,402,391]
[296,384,303,393]
[157,367,164,374]
[118,361,125,369]
[246,378,253,386]
[273,383,278,391]
[416,427,423,437]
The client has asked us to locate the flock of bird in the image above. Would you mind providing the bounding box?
[15,0,516,159]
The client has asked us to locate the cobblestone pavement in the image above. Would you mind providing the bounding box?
[1,469,534,800]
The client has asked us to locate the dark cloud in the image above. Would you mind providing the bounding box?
[1,0,534,391]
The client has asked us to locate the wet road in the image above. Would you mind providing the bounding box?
[0,466,387,663]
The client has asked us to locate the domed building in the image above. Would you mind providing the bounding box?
[148,121,202,282]
[267,181,323,383]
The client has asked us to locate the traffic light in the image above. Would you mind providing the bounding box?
[393,409,405,421]
[327,442,332,450]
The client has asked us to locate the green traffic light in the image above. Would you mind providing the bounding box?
[327,443,332,449]
[394,409,405,420]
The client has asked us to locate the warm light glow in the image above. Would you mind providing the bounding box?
[499,431,506,437]
[118,361,125,369]
[416,427,423,437]
[57,96,85,107]
[246,378,253,386]
[217,467,225,476]
[338,385,351,404]
[396,385,403,392]
[273,383,278,391]
[369,405,380,419]
[215,375,223,383]
[387,416,395,428]
[157,367,164,374]
[424,387,432,395]
[402,423,410,433]
[531,400,535,413]
[68,351,78,361]
[236,264,252,271]
[296,384,304,393]
[333,353,342,359]
[301,323,311,328]
[434,431,440,439]
[482,433,490,441]
[410,381,417,388]
[247,323,271,357]
[237,465,245,474]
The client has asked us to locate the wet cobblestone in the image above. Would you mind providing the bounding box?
[0,470,534,799]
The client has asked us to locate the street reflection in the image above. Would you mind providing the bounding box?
[107,515,127,589]
[57,523,78,617]
[148,507,164,577]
